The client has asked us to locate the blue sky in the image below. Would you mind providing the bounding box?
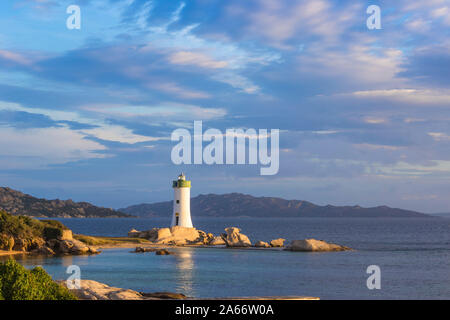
[0,0,449,213]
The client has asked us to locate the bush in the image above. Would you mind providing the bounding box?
[0,259,77,300]
[40,219,69,230]
[0,210,70,243]
[0,210,43,239]
[43,227,63,240]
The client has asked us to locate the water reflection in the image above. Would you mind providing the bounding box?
[174,248,195,297]
[0,253,28,262]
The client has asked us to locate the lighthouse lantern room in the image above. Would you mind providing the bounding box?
[171,173,193,228]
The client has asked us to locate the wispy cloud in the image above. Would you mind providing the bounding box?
[351,89,450,105]
[0,125,107,169]
[168,51,228,69]
[0,101,166,144]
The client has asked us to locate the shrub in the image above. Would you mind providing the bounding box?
[40,219,69,230]
[0,210,42,239]
[43,227,63,240]
[0,210,70,242]
[0,259,77,300]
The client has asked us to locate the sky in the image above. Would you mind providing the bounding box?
[0,0,449,213]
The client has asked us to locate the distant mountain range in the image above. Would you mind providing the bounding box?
[0,187,131,218]
[119,193,432,218]
[430,212,450,217]
[0,187,434,219]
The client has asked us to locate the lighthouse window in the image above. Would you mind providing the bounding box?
[175,216,179,226]
[176,200,179,204]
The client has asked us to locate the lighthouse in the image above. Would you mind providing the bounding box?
[171,173,193,228]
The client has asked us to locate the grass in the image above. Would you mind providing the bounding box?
[74,234,151,246]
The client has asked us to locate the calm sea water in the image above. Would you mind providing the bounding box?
[3,217,450,299]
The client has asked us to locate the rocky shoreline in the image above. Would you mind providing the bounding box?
[0,210,101,257]
[127,226,352,252]
[0,230,100,256]
[1,213,351,258]
[63,280,319,300]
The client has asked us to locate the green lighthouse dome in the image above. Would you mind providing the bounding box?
[172,173,191,188]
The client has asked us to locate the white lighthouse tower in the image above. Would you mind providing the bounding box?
[171,173,193,228]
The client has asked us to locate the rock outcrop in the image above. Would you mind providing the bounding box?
[128,229,140,237]
[59,230,73,241]
[65,280,186,300]
[0,235,99,256]
[44,238,100,255]
[254,241,270,248]
[133,247,174,255]
[128,226,213,245]
[223,227,251,247]
[209,236,226,246]
[134,247,156,253]
[270,238,285,247]
[0,234,14,251]
[128,226,253,248]
[140,292,186,299]
[155,249,175,255]
[0,210,98,256]
[285,239,351,252]
[67,280,148,300]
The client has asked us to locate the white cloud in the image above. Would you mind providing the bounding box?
[299,45,405,87]
[149,81,211,99]
[404,118,426,123]
[211,72,260,94]
[431,6,449,17]
[0,101,165,144]
[0,49,32,65]
[169,51,228,69]
[83,102,226,121]
[80,125,159,144]
[135,4,280,94]
[354,143,402,151]
[243,0,361,47]
[363,117,387,124]
[401,194,438,201]
[375,160,450,176]
[0,125,107,169]
[405,18,431,32]
[350,89,450,105]
[428,132,450,141]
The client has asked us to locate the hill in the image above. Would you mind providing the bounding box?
[430,212,450,217]
[119,193,431,218]
[0,187,131,218]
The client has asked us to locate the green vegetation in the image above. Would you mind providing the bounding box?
[0,259,77,300]
[0,210,72,251]
[0,210,43,239]
[74,234,150,246]
[0,210,68,240]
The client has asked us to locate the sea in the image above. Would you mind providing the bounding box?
[2,217,449,299]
